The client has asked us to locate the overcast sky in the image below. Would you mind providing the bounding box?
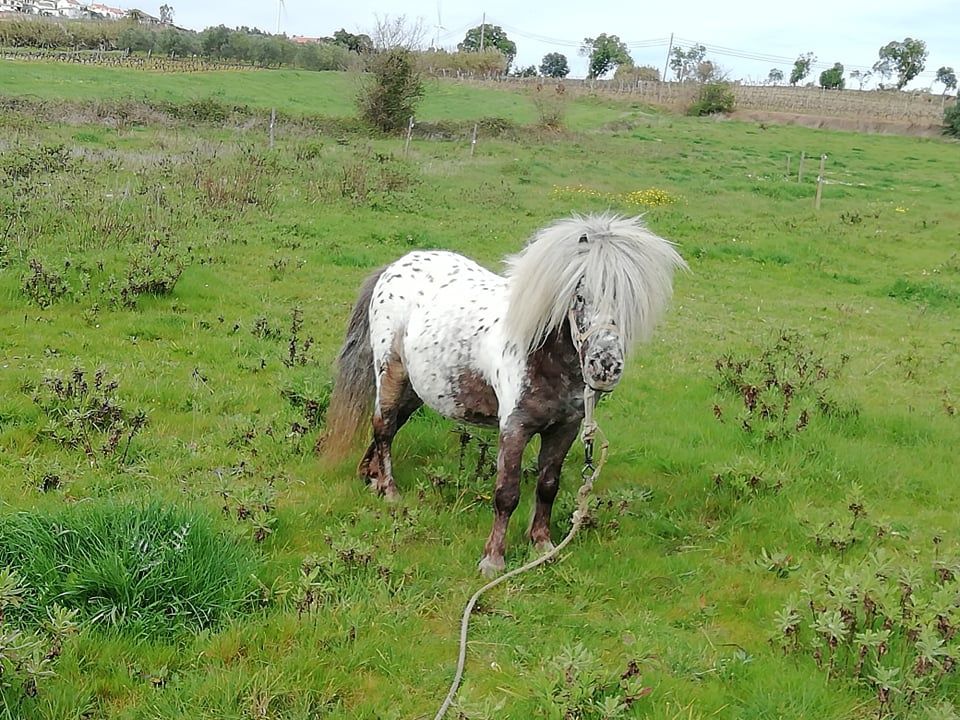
[149,0,953,89]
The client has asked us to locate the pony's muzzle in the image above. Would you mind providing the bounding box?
[583,351,624,391]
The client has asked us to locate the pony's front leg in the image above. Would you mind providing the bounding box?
[529,420,581,553]
[479,425,531,578]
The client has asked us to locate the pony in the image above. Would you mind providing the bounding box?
[321,212,687,576]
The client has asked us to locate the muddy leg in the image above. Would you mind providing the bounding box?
[361,358,422,501]
[529,420,580,553]
[478,425,531,577]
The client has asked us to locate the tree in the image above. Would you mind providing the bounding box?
[790,52,815,85]
[459,24,516,69]
[873,38,927,90]
[159,4,173,24]
[849,69,872,90]
[512,65,537,78]
[200,25,230,58]
[693,60,725,83]
[332,29,372,54]
[936,66,957,94]
[540,52,569,78]
[614,64,660,83]
[580,34,631,79]
[357,47,424,132]
[223,31,253,62]
[370,14,426,50]
[118,24,154,52]
[767,68,784,85]
[819,62,844,89]
[669,44,706,82]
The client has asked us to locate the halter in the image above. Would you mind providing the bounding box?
[567,307,620,356]
[567,307,618,470]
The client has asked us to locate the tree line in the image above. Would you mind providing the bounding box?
[770,41,956,94]
[0,18,364,71]
[0,15,954,94]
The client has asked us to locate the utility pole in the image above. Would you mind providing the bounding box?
[662,32,673,81]
[479,13,485,51]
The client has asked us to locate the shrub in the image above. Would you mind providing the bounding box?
[106,246,185,309]
[0,143,74,185]
[773,529,960,716]
[688,82,736,116]
[614,64,661,83]
[21,258,71,308]
[944,103,960,138]
[713,330,853,441]
[357,48,424,133]
[0,568,78,706]
[29,366,148,463]
[532,86,568,130]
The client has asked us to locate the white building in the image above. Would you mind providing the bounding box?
[55,0,85,17]
[22,0,57,14]
[0,0,25,14]
[87,2,124,19]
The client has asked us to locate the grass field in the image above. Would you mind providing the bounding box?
[1,61,960,719]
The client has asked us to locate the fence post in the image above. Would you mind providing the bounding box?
[470,123,479,156]
[814,154,827,210]
[269,108,276,150]
[798,151,805,183]
[785,154,791,178]
[403,116,415,156]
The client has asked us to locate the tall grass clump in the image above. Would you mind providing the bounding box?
[0,503,260,637]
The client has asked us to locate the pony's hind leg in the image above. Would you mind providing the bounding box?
[360,355,422,501]
[528,420,581,553]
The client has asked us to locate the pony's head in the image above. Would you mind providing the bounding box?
[504,212,687,391]
[568,274,625,391]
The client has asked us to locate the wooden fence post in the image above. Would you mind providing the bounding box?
[798,151,805,183]
[814,154,827,209]
[470,123,479,156]
[403,116,414,156]
[269,108,276,150]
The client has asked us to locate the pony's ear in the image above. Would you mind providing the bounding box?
[578,234,588,244]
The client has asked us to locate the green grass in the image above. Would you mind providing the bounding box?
[1,61,959,719]
[0,61,631,130]
[0,503,260,636]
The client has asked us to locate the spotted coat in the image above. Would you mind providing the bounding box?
[369,250,527,429]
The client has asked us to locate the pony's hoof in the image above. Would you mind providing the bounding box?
[369,482,401,503]
[478,555,505,578]
[534,540,556,555]
[382,486,401,503]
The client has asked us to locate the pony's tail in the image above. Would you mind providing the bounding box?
[317,267,385,462]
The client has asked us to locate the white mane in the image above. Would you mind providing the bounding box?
[502,212,687,354]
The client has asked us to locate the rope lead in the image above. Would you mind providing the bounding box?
[433,386,609,720]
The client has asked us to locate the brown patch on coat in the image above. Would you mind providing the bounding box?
[375,354,408,419]
[514,320,585,430]
[454,369,499,426]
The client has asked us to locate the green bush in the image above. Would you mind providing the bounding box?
[357,48,424,133]
[944,103,960,137]
[688,82,736,116]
